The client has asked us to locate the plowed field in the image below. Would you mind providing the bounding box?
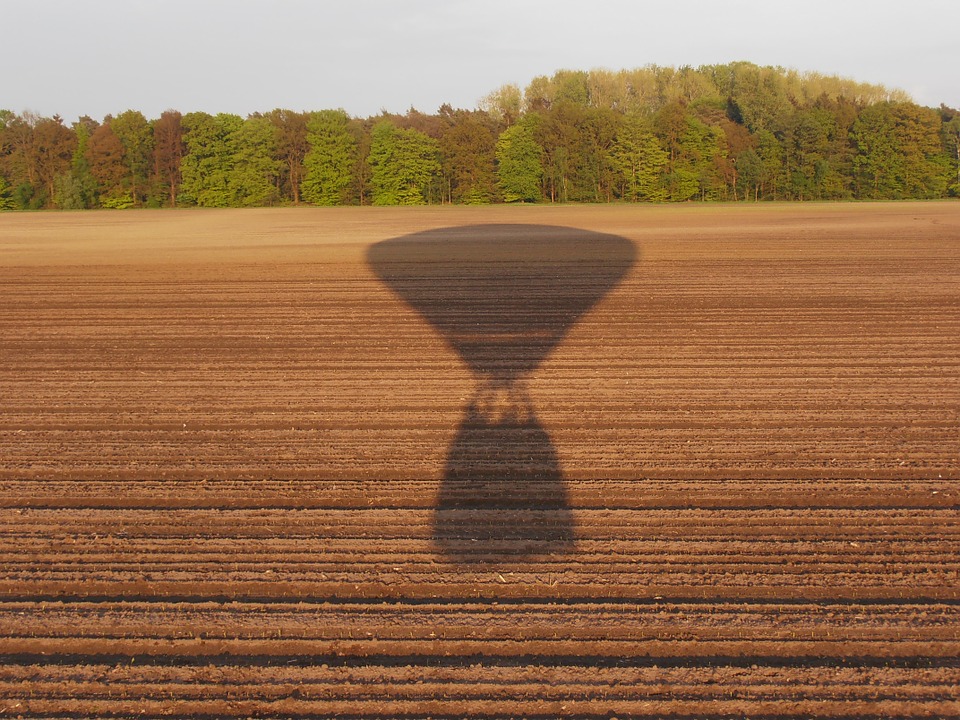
[2,203,959,718]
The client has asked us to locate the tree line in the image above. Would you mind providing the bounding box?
[2,62,959,210]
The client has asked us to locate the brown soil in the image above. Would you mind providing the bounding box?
[1,203,958,717]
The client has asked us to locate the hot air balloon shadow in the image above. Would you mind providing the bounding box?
[367,224,636,563]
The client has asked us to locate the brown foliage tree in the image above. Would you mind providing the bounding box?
[152,111,183,206]
[267,109,308,204]
[32,116,77,205]
[86,122,127,202]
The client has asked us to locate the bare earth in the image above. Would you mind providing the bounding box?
[1,203,958,718]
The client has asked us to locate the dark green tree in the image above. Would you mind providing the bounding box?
[782,107,847,200]
[735,147,764,201]
[579,106,623,202]
[755,129,785,199]
[0,174,14,210]
[439,109,497,204]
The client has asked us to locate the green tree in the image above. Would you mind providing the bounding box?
[891,103,949,198]
[854,102,950,199]
[612,113,668,201]
[302,109,357,205]
[755,129,785,199]
[853,103,901,198]
[110,110,153,206]
[495,116,543,202]
[179,112,244,207]
[231,115,281,206]
[368,121,440,206]
[654,102,720,201]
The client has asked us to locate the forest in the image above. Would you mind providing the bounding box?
[2,62,959,210]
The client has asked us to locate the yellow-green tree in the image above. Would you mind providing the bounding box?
[179,112,243,207]
[368,121,440,206]
[851,102,948,198]
[302,109,356,206]
[495,116,543,203]
[612,114,668,201]
[231,115,281,207]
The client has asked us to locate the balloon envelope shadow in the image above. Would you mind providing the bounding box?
[367,224,636,563]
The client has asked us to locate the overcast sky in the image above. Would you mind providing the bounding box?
[5,0,958,123]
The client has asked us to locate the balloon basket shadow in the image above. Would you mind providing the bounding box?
[432,379,575,563]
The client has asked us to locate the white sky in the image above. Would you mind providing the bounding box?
[5,0,958,123]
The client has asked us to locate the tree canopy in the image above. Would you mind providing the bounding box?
[1,62,957,209]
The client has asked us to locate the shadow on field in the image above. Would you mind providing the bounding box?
[367,225,636,563]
